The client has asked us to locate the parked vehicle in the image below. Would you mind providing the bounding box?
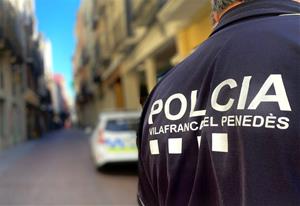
[90,111,140,168]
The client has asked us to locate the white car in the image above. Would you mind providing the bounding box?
[90,111,141,168]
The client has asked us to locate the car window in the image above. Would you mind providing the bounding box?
[105,118,139,132]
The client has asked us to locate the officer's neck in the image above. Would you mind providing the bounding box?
[213,1,243,24]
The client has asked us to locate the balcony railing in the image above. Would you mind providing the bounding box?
[0,0,26,63]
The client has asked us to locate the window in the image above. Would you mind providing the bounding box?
[0,65,4,90]
[0,100,4,143]
[105,118,139,132]
[12,104,19,144]
[12,71,17,96]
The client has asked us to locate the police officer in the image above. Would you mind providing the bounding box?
[137,0,300,205]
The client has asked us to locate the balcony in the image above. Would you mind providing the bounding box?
[92,65,102,84]
[27,43,44,77]
[93,42,110,68]
[24,88,40,107]
[157,0,208,23]
[39,88,53,112]
[105,0,166,53]
[76,82,94,105]
[80,49,90,68]
[0,0,26,63]
[131,0,167,28]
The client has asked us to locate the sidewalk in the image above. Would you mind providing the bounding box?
[0,139,37,177]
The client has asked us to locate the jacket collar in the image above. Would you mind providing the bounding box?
[210,0,300,36]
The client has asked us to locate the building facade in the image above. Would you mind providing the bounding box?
[0,0,54,150]
[52,74,71,129]
[74,0,213,127]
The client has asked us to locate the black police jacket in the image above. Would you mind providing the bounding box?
[137,0,300,205]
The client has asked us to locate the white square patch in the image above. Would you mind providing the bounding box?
[212,133,228,153]
[168,138,182,154]
[149,139,159,155]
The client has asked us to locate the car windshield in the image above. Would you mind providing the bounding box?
[105,118,139,132]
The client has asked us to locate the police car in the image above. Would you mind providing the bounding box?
[90,111,140,168]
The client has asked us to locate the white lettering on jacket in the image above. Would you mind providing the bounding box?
[148,74,291,125]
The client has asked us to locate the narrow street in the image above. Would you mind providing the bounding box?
[0,129,138,206]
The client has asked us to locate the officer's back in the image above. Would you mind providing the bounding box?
[138,0,300,205]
